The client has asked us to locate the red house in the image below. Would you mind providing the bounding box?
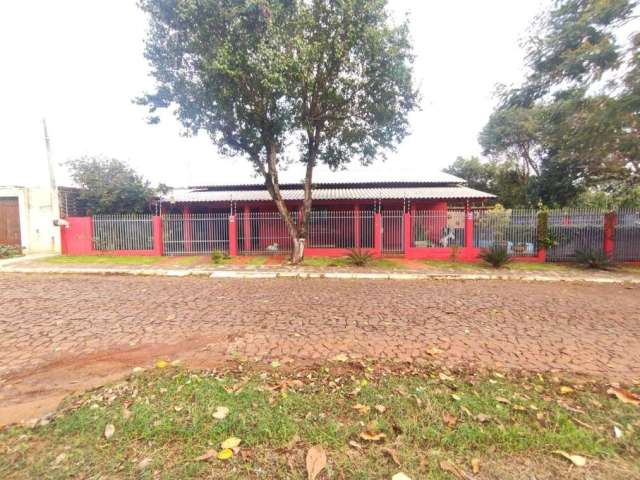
[159,171,495,257]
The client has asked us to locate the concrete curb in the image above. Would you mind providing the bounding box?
[1,265,639,284]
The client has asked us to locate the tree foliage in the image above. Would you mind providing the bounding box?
[66,156,155,214]
[479,0,639,207]
[137,0,418,261]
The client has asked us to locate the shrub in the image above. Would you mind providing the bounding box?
[346,248,374,267]
[0,244,22,259]
[479,244,511,268]
[575,249,614,270]
[211,250,230,264]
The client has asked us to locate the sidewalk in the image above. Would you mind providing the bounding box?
[2,255,640,284]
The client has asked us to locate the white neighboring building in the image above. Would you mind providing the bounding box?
[0,186,62,254]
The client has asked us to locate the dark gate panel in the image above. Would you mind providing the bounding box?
[0,197,21,246]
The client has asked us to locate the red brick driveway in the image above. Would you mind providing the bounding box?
[1,273,639,424]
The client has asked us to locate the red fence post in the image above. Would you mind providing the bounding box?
[374,212,382,257]
[604,210,617,259]
[403,212,411,257]
[228,215,237,256]
[464,202,474,249]
[152,216,163,256]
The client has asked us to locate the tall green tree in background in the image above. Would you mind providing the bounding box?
[479,0,639,207]
[137,0,418,262]
[66,156,156,214]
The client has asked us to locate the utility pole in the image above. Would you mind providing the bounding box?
[43,118,56,189]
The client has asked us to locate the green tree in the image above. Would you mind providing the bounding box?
[137,0,418,262]
[480,0,639,206]
[66,156,155,214]
[444,156,529,208]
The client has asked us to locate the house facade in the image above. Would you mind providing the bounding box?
[156,172,495,257]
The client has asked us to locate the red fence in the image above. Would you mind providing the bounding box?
[60,208,640,262]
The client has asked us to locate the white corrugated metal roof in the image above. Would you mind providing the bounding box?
[164,186,494,203]
[189,168,464,188]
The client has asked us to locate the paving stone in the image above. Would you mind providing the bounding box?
[0,274,639,383]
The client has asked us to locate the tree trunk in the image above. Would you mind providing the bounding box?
[292,237,305,264]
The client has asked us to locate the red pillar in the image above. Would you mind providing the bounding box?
[354,204,361,249]
[374,212,382,257]
[228,215,237,256]
[182,206,192,253]
[604,211,617,259]
[152,216,163,256]
[403,212,411,256]
[243,206,251,252]
[464,202,474,249]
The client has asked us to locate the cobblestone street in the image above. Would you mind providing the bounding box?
[1,273,639,424]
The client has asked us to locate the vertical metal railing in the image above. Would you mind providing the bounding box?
[162,213,229,256]
[236,212,296,255]
[92,215,154,251]
[614,209,640,261]
[411,209,465,248]
[381,210,405,254]
[472,209,538,256]
[546,208,605,262]
[308,210,374,249]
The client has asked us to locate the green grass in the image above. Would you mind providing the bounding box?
[246,256,269,266]
[2,364,638,479]
[301,256,405,269]
[42,255,165,266]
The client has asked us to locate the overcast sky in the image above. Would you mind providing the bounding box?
[0,0,547,188]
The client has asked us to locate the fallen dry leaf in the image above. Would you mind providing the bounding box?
[306,446,327,480]
[137,457,152,470]
[217,448,233,460]
[613,425,624,438]
[359,430,386,442]
[331,353,349,362]
[104,423,115,439]
[471,457,481,474]
[442,412,458,428]
[560,386,575,395]
[352,403,370,415]
[375,404,387,414]
[348,440,363,450]
[426,346,444,356]
[439,459,465,479]
[220,437,241,449]
[607,387,640,406]
[212,406,229,420]
[392,473,411,480]
[495,396,511,404]
[155,360,168,369]
[195,450,216,461]
[553,450,587,467]
[476,413,490,423]
[382,447,401,466]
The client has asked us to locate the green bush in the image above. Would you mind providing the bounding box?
[346,248,374,267]
[0,244,22,259]
[575,249,614,270]
[479,244,511,268]
[211,250,230,264]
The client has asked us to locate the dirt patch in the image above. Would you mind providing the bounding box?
[0,336,234,426]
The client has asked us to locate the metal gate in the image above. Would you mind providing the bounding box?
[162,214,229,255]
[0,197,21,246]
[381,210,404,254]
